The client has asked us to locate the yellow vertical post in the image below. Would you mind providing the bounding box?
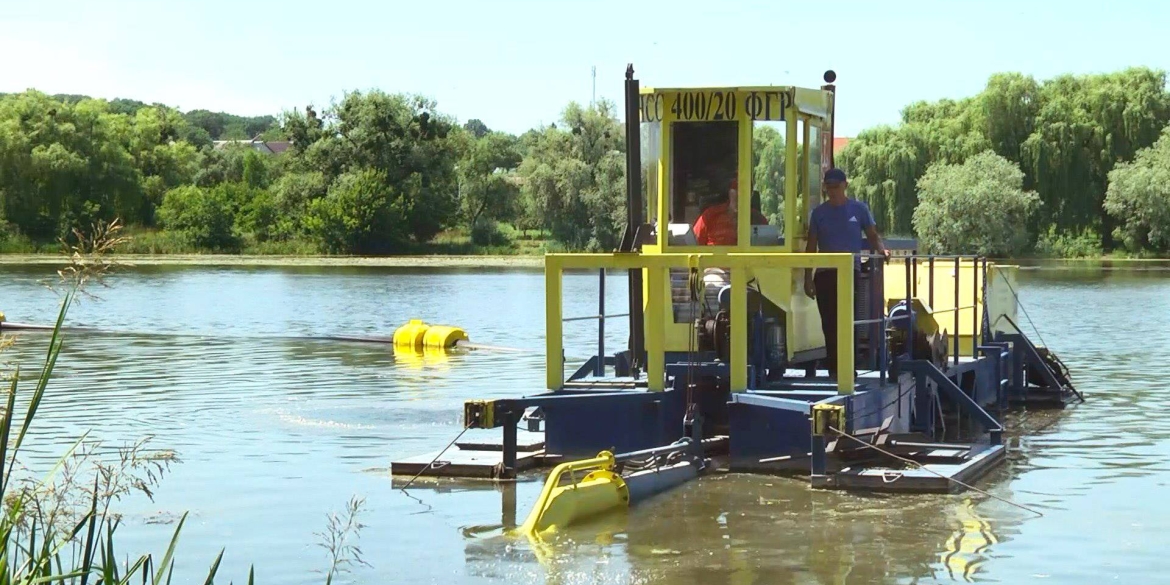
[645,266,666,391]
[784,104,799,252]
[736,114,752,250]
[656,101,671,249]
[802,119,811,209]
[731,266,748,391]
[836,263,854,395]
[545,258,564,390]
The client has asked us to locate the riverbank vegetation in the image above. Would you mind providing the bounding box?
[3,66,1170,258]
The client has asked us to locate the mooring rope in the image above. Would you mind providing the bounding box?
[827,425,1044,518]
[399,420,474,490]
[994,271,1050,350]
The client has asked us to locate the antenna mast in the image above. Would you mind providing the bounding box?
[591,66,597,105]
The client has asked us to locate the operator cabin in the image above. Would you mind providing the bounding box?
[666,121,780,310]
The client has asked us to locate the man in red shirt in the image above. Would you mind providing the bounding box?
[693,180,769,245]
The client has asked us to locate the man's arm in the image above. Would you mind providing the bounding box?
[866,225,890,260]
[859,202,890,260]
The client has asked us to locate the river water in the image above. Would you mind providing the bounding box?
[0,262,1168,584]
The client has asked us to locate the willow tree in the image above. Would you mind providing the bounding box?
[980,72,1040,175]
[837,125,924,235]
[518,100,626,251]
[839,95,990,236]
[1022,68,1170,248]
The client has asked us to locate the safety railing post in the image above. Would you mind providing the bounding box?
[971,257,979,359]
[929,256,935,309]
[954,256,960,367]
[878,255,887,385]
[981,256,990,346]
[596,267,606,377]
[911,254,918,297]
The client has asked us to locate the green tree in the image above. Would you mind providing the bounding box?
[1103,127,1170,253]
[1020,69,1170,249]
[752,126,785,226]
[518,100,625,250]
[980,73,1040,171]
[458,131,522,227]
[0,92,141,240]
[912,151,1040,256]
[463,119,490,139]
[281,91,461,245]
[156,185,240,251]
[303,169,410,254]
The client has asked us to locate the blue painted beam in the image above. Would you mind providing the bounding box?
[729,392,814,414]
[902,360,1003,445]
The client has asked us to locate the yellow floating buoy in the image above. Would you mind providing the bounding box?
[392,319,430,350]
[0,311,5,323]
[423,325,468,350]
[393,320,468,351]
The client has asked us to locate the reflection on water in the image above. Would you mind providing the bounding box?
[0,263,1167,584]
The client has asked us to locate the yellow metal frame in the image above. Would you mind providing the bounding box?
[643,85,805,251]
[542,82,847,399]
[546,252,855,395]
[636,85,836,363]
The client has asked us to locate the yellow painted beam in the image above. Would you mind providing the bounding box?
[645,266,666,390]
[730,267,747,391]
[546,257,564,391]
[784,106,799,252]
[737,114,752,250]
[835,267,855,395]
[545,252,853,271]
[656,104,672,248]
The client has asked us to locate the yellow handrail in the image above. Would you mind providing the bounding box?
[545,251,856,395]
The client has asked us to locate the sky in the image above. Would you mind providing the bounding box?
[2,0,1168,138]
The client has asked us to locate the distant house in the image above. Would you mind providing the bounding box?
[833,137,851,154]
[213,138,292,154]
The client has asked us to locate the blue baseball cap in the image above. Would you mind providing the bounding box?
[824,168,847,183]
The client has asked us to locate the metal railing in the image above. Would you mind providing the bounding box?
[851,253,989,384]
[559,268,632,377]
[546,252,859,394]
[556,251,989,390]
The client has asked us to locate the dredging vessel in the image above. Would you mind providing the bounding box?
[392,67,1080,537]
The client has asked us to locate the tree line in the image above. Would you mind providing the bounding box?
[839,67,1170,257]
[2,66,1170,257]
[0,89,632,254]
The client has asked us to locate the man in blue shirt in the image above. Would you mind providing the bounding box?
[803,168,889,378]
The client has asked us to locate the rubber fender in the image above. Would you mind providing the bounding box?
[392,319,430,349]
[423,325,467,349]
[520,469,629,536]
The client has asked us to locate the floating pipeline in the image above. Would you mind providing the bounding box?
[0,314,531,353]
[516,439,705,539]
